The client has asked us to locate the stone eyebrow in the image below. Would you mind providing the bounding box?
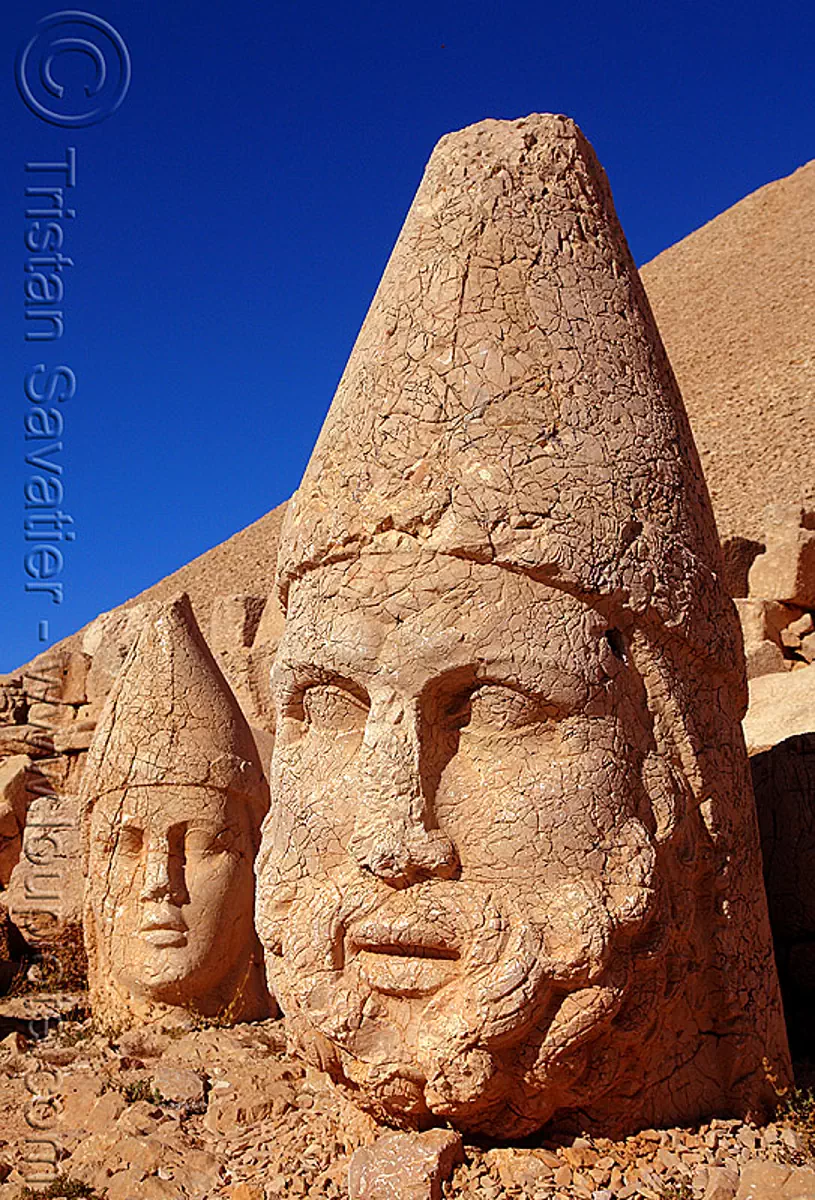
[272,654,372,687]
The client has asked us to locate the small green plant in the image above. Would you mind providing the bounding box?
[187,955,254,1029]
[8,928,88,997]
[18,1174,99,1198]
[658,1176,695,1200]
[56,1019,96,1047]
[777,1087,815,1161]
[118,1077,163,1105]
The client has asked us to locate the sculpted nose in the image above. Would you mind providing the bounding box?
[350,819,459,887]
[348,704,459,888]
[139,841,179,903]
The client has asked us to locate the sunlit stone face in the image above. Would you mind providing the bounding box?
[89,784,257,1008]
[256,550,681,1136]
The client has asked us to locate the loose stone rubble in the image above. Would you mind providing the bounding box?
[0,1002,814,1200]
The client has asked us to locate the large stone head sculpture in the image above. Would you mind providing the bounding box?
[80,593,271,1027]
[256,115,790,1137]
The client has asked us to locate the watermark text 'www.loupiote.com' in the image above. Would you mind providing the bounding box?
[13,10,131,1185]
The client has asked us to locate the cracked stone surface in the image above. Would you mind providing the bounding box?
[80,593,272,1029]
[255,113,790,1139]
[348,1128,464,1199]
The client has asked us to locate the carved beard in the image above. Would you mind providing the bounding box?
[266,815,673,1136]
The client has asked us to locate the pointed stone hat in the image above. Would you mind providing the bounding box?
[81,593,267,814]
[277,114,740,682]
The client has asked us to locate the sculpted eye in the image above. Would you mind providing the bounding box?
[187,827,236,857]
[447,684,541,733]
[116,825,143,857]
[302,682,369,733]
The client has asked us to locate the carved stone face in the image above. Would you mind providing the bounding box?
[89,784,257,1007]
[257,549,683,1135]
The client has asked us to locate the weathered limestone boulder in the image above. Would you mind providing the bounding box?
[81,602,151,717]
[80,593,273,1029]
[745,660,815,1054]
[0,756,31,887]
[735,599,793,679]
[256,113,790,1139]
[744,662,815,754]
[207,592,281,731]
[348,1129,463,1200]
[5,785,82,954]
[749,503,815,608]
[734,1159,815,1199]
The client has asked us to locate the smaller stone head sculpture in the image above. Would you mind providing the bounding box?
[80,593,271,1027]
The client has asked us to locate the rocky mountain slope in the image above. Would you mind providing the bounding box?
[641,159,815,545]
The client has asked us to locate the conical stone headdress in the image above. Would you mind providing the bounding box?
[82,593,267,811]
[277,114,739,681]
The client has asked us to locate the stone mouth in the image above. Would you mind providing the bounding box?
[347,916,462,996]
[138,908,188,945]
[140,927,188,948]
[347,915,462,962]
[353,948,459,997]
[353,941,460,961]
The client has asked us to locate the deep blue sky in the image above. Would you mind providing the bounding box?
[2,0,813,671]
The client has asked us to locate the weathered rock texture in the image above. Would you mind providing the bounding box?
[753,732,815,1057]
[348,1129,464,1200]
[749,504,815,609]
[255,114,790,1139]
[641,158,815,547]
[80,593,272,1028]
[744,664,815,756]
[745,659,815,1058]
[3,1004,811,1200]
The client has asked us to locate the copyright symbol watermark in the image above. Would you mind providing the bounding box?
[16,9,131,127]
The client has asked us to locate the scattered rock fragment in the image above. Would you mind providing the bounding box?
[348,1129,463,1200]
[749,504,815,608]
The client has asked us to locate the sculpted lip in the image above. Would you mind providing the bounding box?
[346,912,462,997]
[348,919,461,961]
[139,910,187,946]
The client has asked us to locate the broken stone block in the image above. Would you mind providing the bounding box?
[82,602,150,715]
[734,1159,792,1198]
[84,1090,126,1134]
[802,631,815,662]
[208,594,266,653]
[749,505,815,608]
[488,1147,556,1190]
[152,1065,205,1106]
[703,1165,739,1199]
[348,1129,463,1200]
[52,719,96,754]
[229,1187,265,1200]
[0,755,32,886]
[744,662,815,754]
[788,612,815,640]
[735,599,794,680]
